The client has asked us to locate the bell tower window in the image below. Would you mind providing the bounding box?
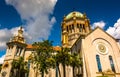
[66,26,69,32]
[77,24,80,32]
[77,23,79,28]
[16,47,23,56]
[72,24,74,32]
[83,24,86,32]
[69,25,72,33]
[72,24,74,29]
[80,24,82,32]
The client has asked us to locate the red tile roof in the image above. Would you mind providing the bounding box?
[26,44,61,51]
[26,44,33,49]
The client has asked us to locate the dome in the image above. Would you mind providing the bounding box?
[65,11,84,20]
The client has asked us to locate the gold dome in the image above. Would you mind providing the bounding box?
[65,11,84,20]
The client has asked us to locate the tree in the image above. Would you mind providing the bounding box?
[30,40,55,77]
[30,40,82,77]
[53,51,61,77]
[55,47,71,77]
[70,53,82,77]
[11,57,28,77]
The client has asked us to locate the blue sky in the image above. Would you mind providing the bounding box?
[0,0,120,63]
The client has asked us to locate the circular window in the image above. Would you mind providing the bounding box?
[97,43,108,55]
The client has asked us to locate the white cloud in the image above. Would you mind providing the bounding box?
[92,19,120,40]
[0,0,57,50]
[92,21,106,29]
[0,55,5,64]
[5,0,57,42]
[106,18,120,39]
[0,27,18,49]
[0,28,12,49]
[106,27,115,36]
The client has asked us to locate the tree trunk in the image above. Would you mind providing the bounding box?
[73,66,75,77]
[56,65,58,77]
[19,70,21,77]
[57,64,61,77]
[63,64,66,77]
[35,69,38,77]
[15,69,19,77]
[81,66,83,77]
[41,71,44,77]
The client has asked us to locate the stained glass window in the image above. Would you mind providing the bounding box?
[96,55,102,72]
[109,56,115,72]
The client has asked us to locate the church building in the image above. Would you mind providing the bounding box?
[1,11,120,77]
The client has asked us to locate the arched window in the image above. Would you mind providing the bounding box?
[77,24,79,28]
[79,24,82,32]
[96,55,102,72]
[69,25,72,33]
[16,47,23,56]
[109,56,115,72]
[83,24,86,32]
[66,26,69,32]
[72,24,74,29]
[28,60,31,69]
[72,24,75,32]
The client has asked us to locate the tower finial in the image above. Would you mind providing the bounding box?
[20,26,23,30]
[10,26,25,43]
[18,26,23,37]
[83,13,87,18]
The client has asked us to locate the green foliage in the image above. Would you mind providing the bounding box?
[54,47,71,66]
[11,57,28,77]
[31,40,83,77]
[69,52,82,77]
[54,47,71,77]
[31,40,55,77]
[51,47,83,77]
[70,53,82,67]
[55,47,82,77]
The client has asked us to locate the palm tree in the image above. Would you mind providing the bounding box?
[55,47,71,77]
[70,53,82,77]
[11,57,28,77]
[30,40,55,77]
[53,51,61,77]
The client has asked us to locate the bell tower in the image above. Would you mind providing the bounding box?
[0,27,27,77]
[61,11,91,48]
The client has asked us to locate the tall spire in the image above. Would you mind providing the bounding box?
[18,26,23,37]
[10,26,25,43]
